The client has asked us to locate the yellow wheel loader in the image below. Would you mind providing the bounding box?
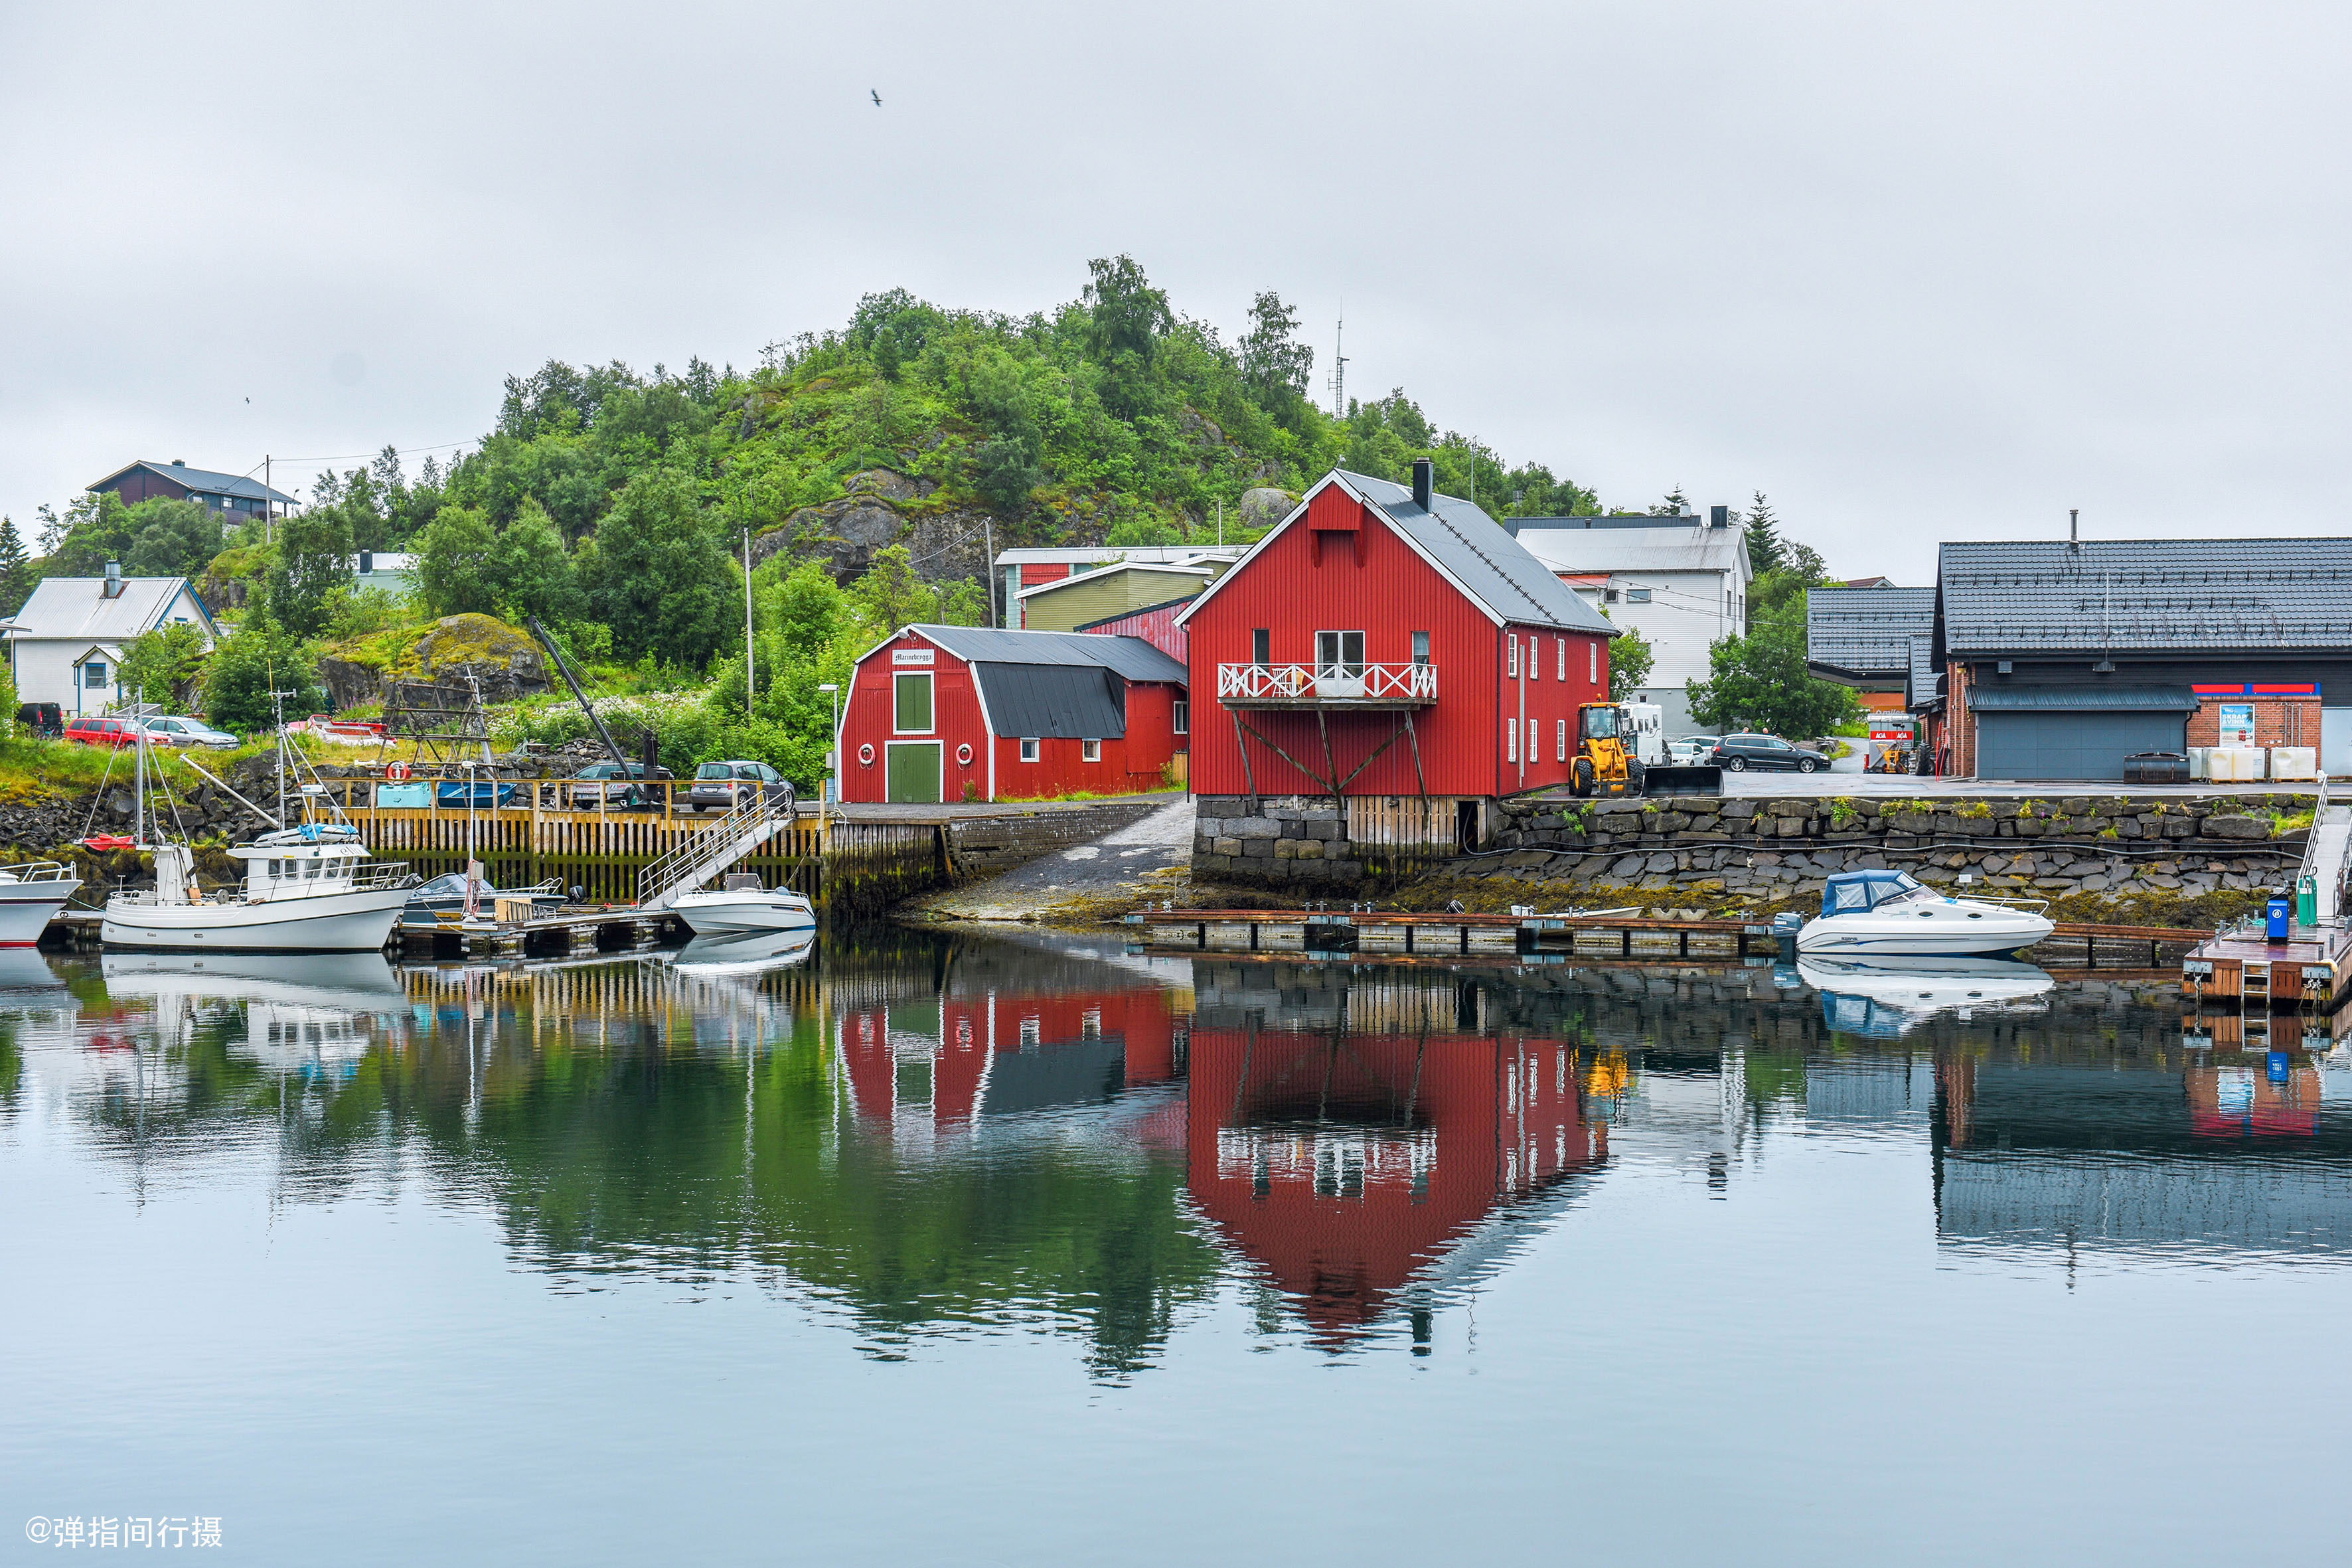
[1570,702,1722,798]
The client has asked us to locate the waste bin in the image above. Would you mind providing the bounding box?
[2123,751,2189,785]
[2266,898,2291,941]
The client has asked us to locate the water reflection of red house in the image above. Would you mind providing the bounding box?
[1186,1029,1602,1344]
[2188,1062,2321,1138]
[834,989,1183,1131]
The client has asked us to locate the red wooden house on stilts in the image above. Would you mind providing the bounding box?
[1178,461,1618,880]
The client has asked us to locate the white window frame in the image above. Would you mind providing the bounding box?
[1626,587,1651,603]
[1588,642,1597,684]
[1508,719,1518,763]
[1314,629,1365,678]
[1556,719,1567,761]
[1556,638,1565,680]
[1081,738,1102,763]
[892,671,935,736]
[1508,635,1520,678]
[1172,700,1188,735]
[1018,738,1040,763]
[1411,631,1430,665]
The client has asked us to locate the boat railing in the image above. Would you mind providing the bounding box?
[0,860,77,884]
[1951,890,2051,915]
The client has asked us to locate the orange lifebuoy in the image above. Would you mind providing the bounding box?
[386,762,412,781]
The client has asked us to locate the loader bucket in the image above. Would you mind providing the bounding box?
[1642,765,1724,798]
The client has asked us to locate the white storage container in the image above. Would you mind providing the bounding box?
[2188,746,2209,781]
[2228,747,2270,781]
[2270,746,2318,782]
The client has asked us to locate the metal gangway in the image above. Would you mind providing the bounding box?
[633,792,799,911]
[2296,773,2352,925]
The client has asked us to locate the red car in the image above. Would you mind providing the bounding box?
[62,716,139,748]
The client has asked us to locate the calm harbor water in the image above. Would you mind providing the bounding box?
[4,931,2349,1565]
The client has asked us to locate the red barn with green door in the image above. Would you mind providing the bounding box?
[838,625,1189,803]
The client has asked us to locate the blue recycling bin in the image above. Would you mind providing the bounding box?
[2266,898,2292,941]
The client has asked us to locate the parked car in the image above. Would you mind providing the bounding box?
[568,761,673,809]
[62,715,139,748]
[684,760,793,815]
[1666,734,1716,764]
[16,703,62,740]
[140,714,240,749]
[1707,732,1826,773]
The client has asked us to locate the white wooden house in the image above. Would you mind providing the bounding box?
[5,564,217,715]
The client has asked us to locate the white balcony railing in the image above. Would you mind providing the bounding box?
[1217,662,1437,704]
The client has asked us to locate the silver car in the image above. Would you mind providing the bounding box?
[141,714,240,749]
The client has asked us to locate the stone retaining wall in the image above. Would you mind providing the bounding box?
[1190,795,1366,888]
[1454,791,2313,914]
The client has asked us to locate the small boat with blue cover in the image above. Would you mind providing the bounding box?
[1794,870,2053,959]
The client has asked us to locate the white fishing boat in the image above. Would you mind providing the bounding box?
[0,860,82,947]
[99,706,417,954]
[670,873,817,937]
[1795,870,2053,959]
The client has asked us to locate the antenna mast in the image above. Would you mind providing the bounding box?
[1329,309,1348,418]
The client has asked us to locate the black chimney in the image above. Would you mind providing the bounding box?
[1411,457,1433,512]
[1709,504,1729,528]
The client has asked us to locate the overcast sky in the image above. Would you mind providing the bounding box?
[4,1,2345,582]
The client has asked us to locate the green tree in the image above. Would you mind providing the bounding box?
[414,504,499,616]
[1744,491,1782,578]
[1606,622,1655,702]
[116,623,210,710]
[1239,290,1313,423]
[1081,254,1172,418]
[1687,599,1861,739]
[1654,486,1690,516]
[582,468,734,667]
[1104,515,1182,547]
[488,498,581,623]
[0,515,29,616]
[200,616,320,734]
[846,544,939,632]
[123,499,226,581]
[263,505,351,637]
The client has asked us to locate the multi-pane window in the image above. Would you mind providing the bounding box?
[1556,720,1567,761]
[1508,635,1520,678]
[1411,631,1430,665]
[1314,630,1364,676]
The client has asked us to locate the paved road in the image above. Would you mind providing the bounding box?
[904,799,1195,923]
[1709,773,2319,798]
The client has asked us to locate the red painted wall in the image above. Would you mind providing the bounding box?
[1078,600,1189,664]
[834,987,1182,1129]
[1184,488,1609,797]
[1184,1028,1599,1344]
[841,631,1186,802]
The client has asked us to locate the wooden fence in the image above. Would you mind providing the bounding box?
[332,795,941,911]
[1344,795,1462,877]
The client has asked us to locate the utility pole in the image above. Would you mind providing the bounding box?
[982,514,997,626]
[742,526,756,722]
[264,454,272,546]
[1329,310,1348,419]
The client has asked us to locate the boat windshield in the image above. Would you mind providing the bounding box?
[1820,871,1928,917]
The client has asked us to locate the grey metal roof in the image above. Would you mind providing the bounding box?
[1336,471,1617,636]
[1907,635,1939,710]
[912,625,1187,684]
[1516,528,1751,580]
[1808,586,1937,676]
[87,460,297,505]
[973,664,1128,739]
[1938,539,2352,655]
[9,576,212,643]
[1968,686,2197,712]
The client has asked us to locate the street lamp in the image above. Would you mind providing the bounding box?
[818,684,840,824]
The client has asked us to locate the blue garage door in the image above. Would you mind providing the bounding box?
[1976,710,2185,781]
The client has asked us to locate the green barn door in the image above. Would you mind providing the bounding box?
[886,742,943,803]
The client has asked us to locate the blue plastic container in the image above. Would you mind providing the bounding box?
[2266,898,2292,941]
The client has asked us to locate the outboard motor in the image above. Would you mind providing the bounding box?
[1773,910,1804,963]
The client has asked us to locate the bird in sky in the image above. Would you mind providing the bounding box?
[870,89,882,107]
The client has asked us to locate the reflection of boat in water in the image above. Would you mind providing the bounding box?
[0,947,69,997]
[102,951,407,1072]
[1797,870,2054,958]
[666,927,818,975]
[1800,955,2052,1038]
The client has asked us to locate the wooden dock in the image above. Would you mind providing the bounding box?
[2181,925,2352,1008]
[1127,907,2213,965]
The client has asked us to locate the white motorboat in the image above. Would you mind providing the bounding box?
[670,874,817,937]
[1798,955,2053,1039]
[0,860,82,947]
[1795,870,2054,959]
[102,827,418,953]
